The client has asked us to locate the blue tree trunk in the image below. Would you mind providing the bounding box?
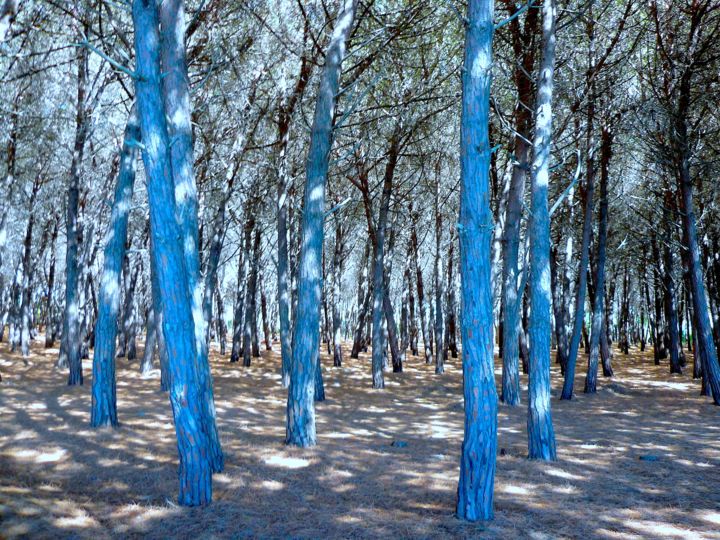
[286,0,358,447]
[133,0,212,505]
[243,228,261,366]
[91,105,140,428]
[159,0,223,473]
[527,0,557,461]
[231,213,253,362]
[678,152,720,402]
[560,158,594,399]
[433,177,444,374]
[149,244,171,392]
[585,126,611,394]
[500,3,539,404]
[62,36,89,385]
[371,131,401,389]
[456,0,498,522]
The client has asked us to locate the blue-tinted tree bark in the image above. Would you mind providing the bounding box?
[371,130,401,389]
[499,0,539,406]
[19,177,42,358]
[527,0,557,461]
[133,0,212,505]
[433,175,444,374]
[286,0,357,447]
[231,213,253,362]
[677,144,720,402]
[62,31,89,385]
[159,0,222,472]
[561,151,595,399]
[243,228,261,366]
[456,0,498,522]
[91,106,140,428]
[44,216,59,348]
[276,35,314,387]
[585,126,612,394]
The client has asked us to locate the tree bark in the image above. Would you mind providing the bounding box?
[286,0,357,447]
[456,0,498,521]
[91,106,139,427]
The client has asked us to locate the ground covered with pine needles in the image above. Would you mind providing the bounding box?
[1,338,719,539]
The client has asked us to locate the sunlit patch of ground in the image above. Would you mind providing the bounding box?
[1,337,719,538]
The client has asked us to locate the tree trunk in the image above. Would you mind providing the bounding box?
[370,127,401,389]
[133,0,213,505]
[585,124,612,394]
[286,0,357,447]
[91,106,139,427]
[44,216,59,348]
[231,213,253,363]
[60,32,89,385]
[456,0,498,521]
[527,0,557,461]
[243,227,261,366]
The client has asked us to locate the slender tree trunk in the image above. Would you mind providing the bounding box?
[331,220,344,366]
[259,274,272,351]
[91,106,139,427]
[410,211,432,364]
[231,214,253,362]
[527,0,557,460]
[371,128,401,389]
[60,30,89,385]
[286,0,357,447]
[677,155,720,401]
[433,176,444,374]
[44,217,59,348]
[243,228,261,366]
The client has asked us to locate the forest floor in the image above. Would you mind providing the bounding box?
[1,338,719,539]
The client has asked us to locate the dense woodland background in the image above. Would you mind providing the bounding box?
[1,0,720,533]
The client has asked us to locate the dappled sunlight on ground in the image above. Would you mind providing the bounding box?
[1,338,719,538]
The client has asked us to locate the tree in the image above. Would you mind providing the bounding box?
[132,0,213,506]
[91,106,140,428]
[286,0,358,447]
[526,0,557,460]
[456,0,498,522]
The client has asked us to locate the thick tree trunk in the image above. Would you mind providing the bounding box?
[133,0,215,504]
[286,0,357,447]
[456,0,498,521]
[160,0,223,474]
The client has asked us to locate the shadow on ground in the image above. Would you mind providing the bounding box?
[1,338,719,539]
